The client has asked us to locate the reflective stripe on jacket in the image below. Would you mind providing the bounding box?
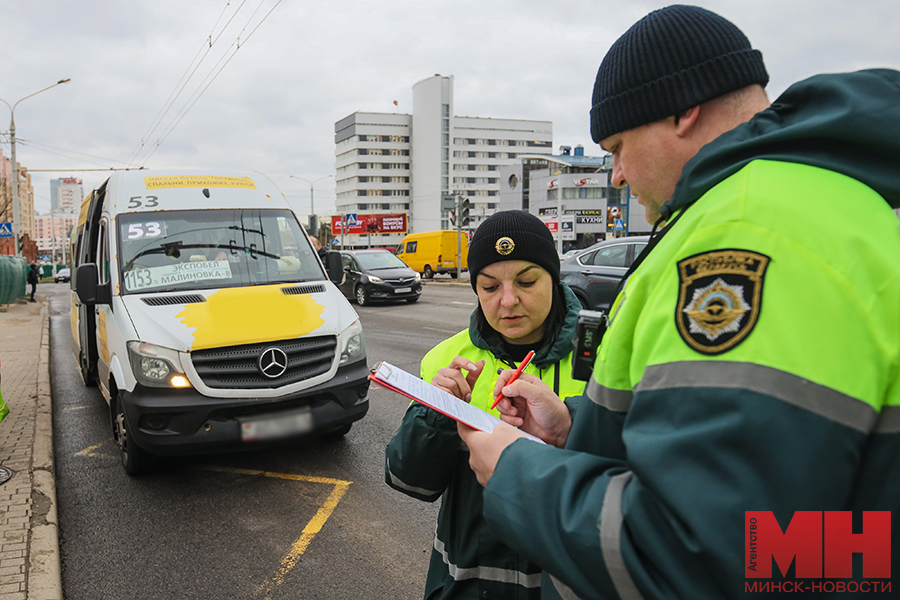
[483,159,900,599]
[385,290,585,599]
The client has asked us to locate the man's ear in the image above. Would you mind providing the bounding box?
[672,105,701,137]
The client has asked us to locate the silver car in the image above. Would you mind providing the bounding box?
[560,236,650,310]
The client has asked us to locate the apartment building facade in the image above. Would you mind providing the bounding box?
[334,75,552,247]
[35,211,77,262]
[0,148,36,244]
[50,177,83,212]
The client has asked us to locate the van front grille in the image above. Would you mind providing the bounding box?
[190,335,337,389]
[281,284,326,295]
[142,294,207,306]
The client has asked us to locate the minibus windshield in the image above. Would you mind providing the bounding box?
[118,209,323,294]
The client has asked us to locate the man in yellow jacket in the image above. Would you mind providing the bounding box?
[461,5,900,599]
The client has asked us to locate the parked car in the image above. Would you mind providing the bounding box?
[560,236,650,310]
[337,249,422,306]
[54,268,71,283]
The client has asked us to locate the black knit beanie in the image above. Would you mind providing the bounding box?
[590,4,768,143]
[468,210,560,291]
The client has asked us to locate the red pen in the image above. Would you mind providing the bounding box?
[490,350,535,410]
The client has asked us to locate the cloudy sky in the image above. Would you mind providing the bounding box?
[2,0,898,218]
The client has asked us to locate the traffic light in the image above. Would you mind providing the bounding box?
[448,210,456,227]
[18,235,24,253]
[460,198,471,228]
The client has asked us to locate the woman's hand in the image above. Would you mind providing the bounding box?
[432,357,486,402]
[492,371,572,448]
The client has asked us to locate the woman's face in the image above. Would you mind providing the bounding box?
[476,260,553,345]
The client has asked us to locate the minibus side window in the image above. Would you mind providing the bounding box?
[407,241,417,254]
[97,222,110,284]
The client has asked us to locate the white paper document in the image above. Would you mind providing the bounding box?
[371,362,545,444]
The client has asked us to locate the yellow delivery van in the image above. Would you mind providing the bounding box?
[395,230,468,278]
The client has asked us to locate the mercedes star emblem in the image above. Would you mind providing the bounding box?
[258,347,288,378]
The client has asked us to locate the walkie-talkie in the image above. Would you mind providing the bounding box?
[572,310,608,381]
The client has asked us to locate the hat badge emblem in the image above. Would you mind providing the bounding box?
[495,237,515,255]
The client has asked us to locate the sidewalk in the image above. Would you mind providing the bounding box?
[0,297,61,600]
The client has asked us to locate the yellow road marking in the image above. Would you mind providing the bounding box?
[75,444,105,457]
[202,466,353,599]
[75,445,352,599]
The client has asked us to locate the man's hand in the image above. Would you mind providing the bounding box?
[432,357,486,402]
[458,422,526,486]
[493,371,572,448]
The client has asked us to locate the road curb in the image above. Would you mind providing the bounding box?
[29,303,62,600]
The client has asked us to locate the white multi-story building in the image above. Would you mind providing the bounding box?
[334,75,553,246]
[50,177,83,212]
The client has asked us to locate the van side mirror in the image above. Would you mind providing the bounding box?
[324,252,343,284]
[74,264,112,305]
[74,264,99,305]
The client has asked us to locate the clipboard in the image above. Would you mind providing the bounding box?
[369,361,545,444]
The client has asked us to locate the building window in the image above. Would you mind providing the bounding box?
[358,204,368,210]
[467,139,476,145]
[442,104,450,118]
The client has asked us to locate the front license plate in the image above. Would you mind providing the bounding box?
[394,287,412,293]
[239,409,313,442]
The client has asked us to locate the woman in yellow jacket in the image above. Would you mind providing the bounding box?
[385,211,585,599]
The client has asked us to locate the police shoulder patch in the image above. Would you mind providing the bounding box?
[675,249,770,355]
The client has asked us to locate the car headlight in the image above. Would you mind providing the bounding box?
[366,274,384,285]
[414,272,421,282]
[127,341,191,388]
[338,319,366,366]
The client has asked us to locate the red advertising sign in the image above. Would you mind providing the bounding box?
[331,213,408,236]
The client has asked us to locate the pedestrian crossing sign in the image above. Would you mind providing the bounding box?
[615,219,625,230]
[0,222,12,238]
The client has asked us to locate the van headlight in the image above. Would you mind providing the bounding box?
[365,274,384,285]
[338,319,366,365]
[127,341,191,388]
[414,272,421,282]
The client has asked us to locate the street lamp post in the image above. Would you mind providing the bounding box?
[1,78,71,257]
[289,174,332,234]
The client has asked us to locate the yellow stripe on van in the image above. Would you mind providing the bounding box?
[144,175,256,190]
[176,286,325,350]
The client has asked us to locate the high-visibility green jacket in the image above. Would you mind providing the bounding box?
[483,69,900,599]
[385,283,585,600]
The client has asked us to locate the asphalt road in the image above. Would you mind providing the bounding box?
[47,280,479,600]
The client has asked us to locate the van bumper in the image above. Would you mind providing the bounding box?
[120,360,370,456]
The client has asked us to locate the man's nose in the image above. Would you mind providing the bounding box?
[611,158,627,189]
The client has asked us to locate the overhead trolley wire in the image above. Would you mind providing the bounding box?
[125,0,253,168]
[134,0,282,167]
